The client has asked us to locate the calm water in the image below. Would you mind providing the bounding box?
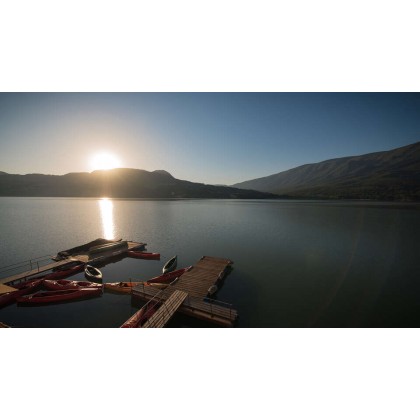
[1,197,419,327]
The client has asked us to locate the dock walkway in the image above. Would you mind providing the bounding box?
[132,256,237,326]
[142,290,188,328]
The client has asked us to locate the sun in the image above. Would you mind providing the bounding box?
[90,152,122,171]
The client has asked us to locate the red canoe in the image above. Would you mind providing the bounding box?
[127,250,160,260]
[145,266,192,285]
[120,303,159,328]
[42,279,103,291]
[16,287,102,305]
[0,280,43,308]
[44,263,85,280]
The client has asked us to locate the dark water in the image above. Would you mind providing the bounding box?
[1,197,419,327]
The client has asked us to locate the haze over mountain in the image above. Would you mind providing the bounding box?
[0,168,278,199]
[232,142,420,201]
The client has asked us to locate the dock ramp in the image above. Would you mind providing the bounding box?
[142,290,188,328]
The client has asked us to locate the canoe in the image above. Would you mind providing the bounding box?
[0,280,42,308]
[84,265,103,281]
[104,282,142,294]
[120,303,159,328]
[16,288,102,305]
[147,266,192,284]
[127,250,160,260]
[162,255,177,273]
[42,279,103,291]
[44,263,85,280]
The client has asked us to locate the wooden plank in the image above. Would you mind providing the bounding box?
[132,286,237,322]
[142,290,188,328]
[0,284,17,294]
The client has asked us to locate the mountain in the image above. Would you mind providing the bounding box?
[232,142,420,201]
[0,168,278,199]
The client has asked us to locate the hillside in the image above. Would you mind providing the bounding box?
[232,142,420,201]
[0,168,278,199]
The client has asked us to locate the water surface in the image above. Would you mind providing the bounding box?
[1,197,419,327]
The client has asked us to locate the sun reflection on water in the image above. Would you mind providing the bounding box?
[98,198,115,239]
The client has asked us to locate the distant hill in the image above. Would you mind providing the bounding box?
[232,142,420,201]
[0,168,278,199]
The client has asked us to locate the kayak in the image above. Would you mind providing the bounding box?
[162,255,177,273]
[104,282,142,294]
[16,288,102,305]
[146,266,192,284]
[42,279,103,291]
[0,280,42,308]
[44,263,85,280]
[120,303,159,328]
[127,250,160,260]
[84,265,103,281]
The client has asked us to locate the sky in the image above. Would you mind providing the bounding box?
[0,92,420,185]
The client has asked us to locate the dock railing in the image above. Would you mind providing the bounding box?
[189,295,235,322]
[0,255,54,278]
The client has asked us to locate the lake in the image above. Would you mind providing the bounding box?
[1,197,419,327]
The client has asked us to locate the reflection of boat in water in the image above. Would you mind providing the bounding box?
[162,256,177,274]
[16,288,102,305]
[84,265,103,281]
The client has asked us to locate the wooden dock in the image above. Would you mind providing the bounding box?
[132,256,237,327]
[172,256,233,298]
[142,290,188,328]
[0,240,145,286]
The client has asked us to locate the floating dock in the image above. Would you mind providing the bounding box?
[0,239,146,286]
[132,256,237,327]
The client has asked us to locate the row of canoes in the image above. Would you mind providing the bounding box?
[1,251,180,308]
[0,278,103,307]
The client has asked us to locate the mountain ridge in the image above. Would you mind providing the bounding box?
[0,167,278,199]
[232,141,420,201]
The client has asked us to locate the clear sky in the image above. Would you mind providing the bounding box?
[0,93,419,185]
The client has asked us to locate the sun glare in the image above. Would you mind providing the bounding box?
[90,152,121,171]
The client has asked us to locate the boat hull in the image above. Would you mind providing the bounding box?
[127,251,160,260]
[146,266,192,285]
[42,279,103,291]
[120,304,158,328]
[0,280,42,308]
[104,282,142,294]
[84,265,103,281]
[44,263,85,280]
[16,288,102,305]
[162,256,177,274]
